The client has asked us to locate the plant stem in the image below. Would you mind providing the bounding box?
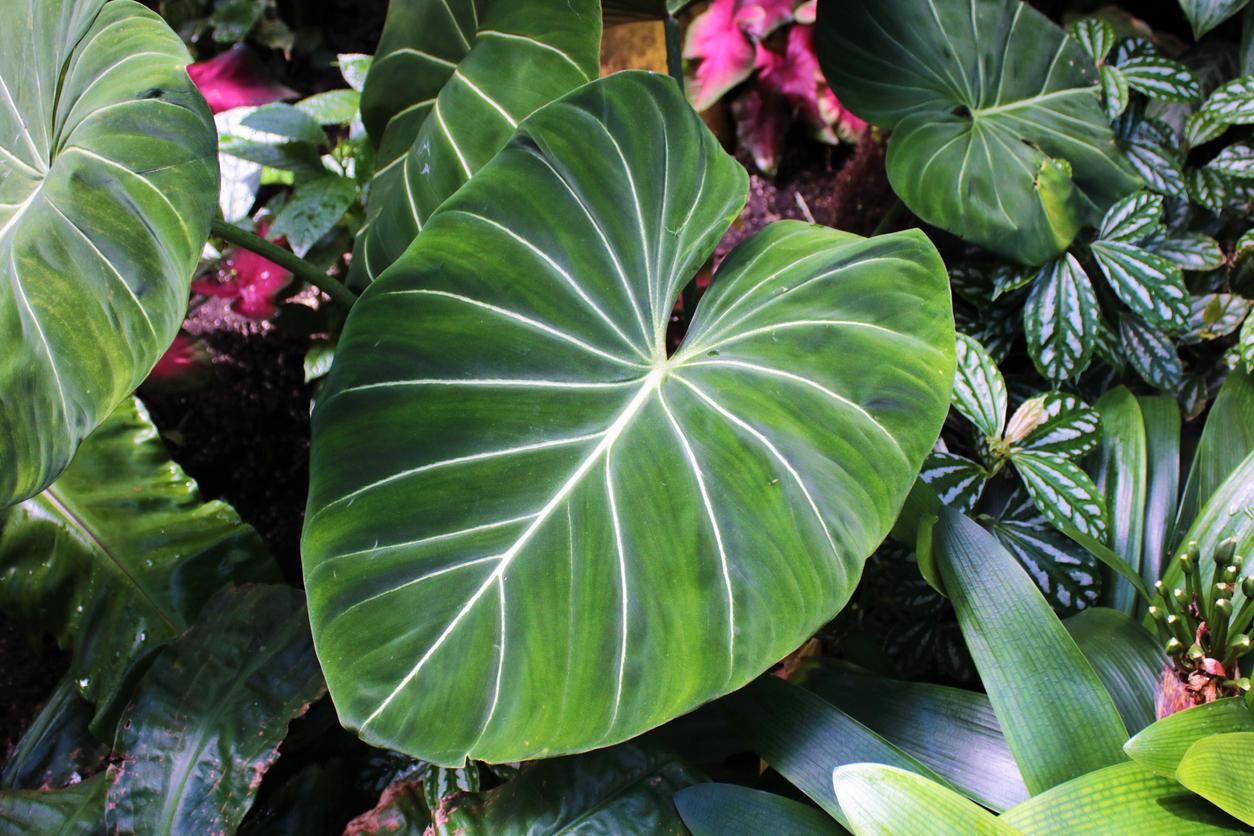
[664,14,684,91]
[210,218,358,309]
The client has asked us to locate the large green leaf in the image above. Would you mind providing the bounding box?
[1162,449,1254,597]
[0,772,106,835]
[935,508,1127,794]
[1139,396,1180,585]
[675,784,842,836]
[1176,732,1254,826]
[814,0,1139,265]
[105,585,325,836]
[303,72,956,765]
[0,398,277,732]
[1064,608,1165,735]
[430,742,703,834]
[1125,699,1254,778]
[793,659,1030,811]
[1174,368,1254,544]
[1089,388,1148,614]
[0,0,218,507]
[351,0,601,285]
[1001,761,1244,834]
[832,764,1016,836]
[0,676,107,792]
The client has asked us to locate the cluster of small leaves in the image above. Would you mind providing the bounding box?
[920,335,1105,612]
[162,0,297,52]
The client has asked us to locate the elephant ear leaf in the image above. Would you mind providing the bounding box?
[303,71,956,765]
[350,0,602,286]
[814,0,1139,266]
[0,0,219,508]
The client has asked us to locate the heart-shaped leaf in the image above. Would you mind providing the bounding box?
[0,0,219,507]
[350,0,601,285]
[814,0,1140,266]
[303,72,956,765]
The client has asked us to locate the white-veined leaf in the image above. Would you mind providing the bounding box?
[1069,18,1116,64]
[1208,141,1254,178]
[1098,191,1164,242]
[1188,165,1238,213]
[1124,140,1188,198]
[1179,0,1251,39]
[1118,55,1202,102]
[1184,293,1252,342]
[1102,66,1131,120]
[919,452,986,513]
[994,518,1101,616]
[952,334,1007,440]
[1201,76,1254,123]
[1240,313,1254,371]
[1012,450,1110,541]
[990,264,1035,300]
[1018,393,1101,458]
[1091,239,1189,330]
[1024,255,1099,382]
[1119,313,1183,390]
[1151,231,1226,270]
[1185,108,1230,148]
[1093,318,1127,371]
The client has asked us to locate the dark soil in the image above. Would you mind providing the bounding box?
[0,619,69,763]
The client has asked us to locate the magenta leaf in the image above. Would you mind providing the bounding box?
[188,45,296,114]
[684,0,756,111]
[193,222,294,320]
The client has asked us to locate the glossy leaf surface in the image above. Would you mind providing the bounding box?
[0,676,107,792]
[815,0,1139,265]
[0,399,277,731]
[0,773,106,835]
[304,72,955,765]
[1024,254,1098,382]
[1177,733,1254,826]
[833,764,1015,836]
[1089,388,1148,613]
[1064,608,1165,735]
[1179,0,1251,38]
[675,784,842,836]
[1125,699,1254,778]
[106,585,325,836]
[0,0,218,507]
[352,0,601,284]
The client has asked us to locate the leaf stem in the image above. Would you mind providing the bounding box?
[872,198,904,236]
[664,14,684,91]
[210,218,358,309]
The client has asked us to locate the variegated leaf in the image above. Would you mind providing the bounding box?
[1185,109,1229,148]
[1240,312,1254,371]
[1150,231,1225,270]
[1068,18,1116,64]
[1123,140,1188,198]
[1018,393,1101,458]
[949,264,994,305]
[919,452,986,513]
[1118,56,1202,102]
[1188,166,1236,213]
[1201,77,1254,124]
[1179,0,1251,39]
[990,264,1035,300]
[1237,227,1254,255]
[1091,239,1189,330]
[1119,313,1183,390]
[952,334,1007,440]
[1112,37,1156,65]
[1101,65,1130,120]
[1208,141,1254,178]
[1093,318,1126,371]
[1024,254,1099,382]
[993,519,1100,616]
[1098,191,1163,243]
[1011,450,1110,541]
[1179,373,1210,420]
[1184,293,1252,342]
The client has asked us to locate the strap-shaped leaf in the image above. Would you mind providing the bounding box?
[1138,396,1181,583]
[0,398,277,733]
[1180,0,1252,39]
[794,659,1030,811]
[1151,231,1225,270]
[1064,608,1165,735]
[1091,240,1189,331]
[1125,698,1254,778]
[920,452,986,513]
[106,585,325,836]
[1118,56,1202,102]
[935,508,1127,794]
[1069,18,1116,64]
[815,0,1140,265]
[1089,388,1148,613]
[953,334,1008,440]
[1119,313,1183,391]
[303,72,956,765]
[832,764,1017,836]
[1001,761,1244,834]
[1177,732,1254,826]
[1012,450,1110,542]
[1202,76,1254,123]
[350,0,601,285]
[1173,369,1254,545]
[1018,393,1100,458]
[0,0,218,508]
[1162,449,1254,598]
[675,784,842,836]
[1098,191,1163,242]
[1024,255,1099,382]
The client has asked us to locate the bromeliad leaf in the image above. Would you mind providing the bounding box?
[302,72,956,765]
[1011,450,1110,541]
[676,784,843,836]
[920,452,986,513]
[1176,733,1254,825]
[0,398,277,733]
[952,334,1008,440]
[1119,313,1183,390]
[1125,699,1254,778]
[1098,191,1163,243]
[350,0,601,285]
[1117,56,1202,102]
[1024,254,1099,382]
[1151,231,1225,270]
[833,765,1016,836]
[814,0,1140,266]
[1069,18,1116,65]
[0,0,219,508]
[1090,239,1189,331]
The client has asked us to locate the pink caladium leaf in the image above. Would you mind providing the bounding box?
[193,221,294,320]
[734,0,798,39]
[188,45,296,114]
[684,0,756,111]
[145,333,212,391]
[733,85,788,175]
[754,24,867,144]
